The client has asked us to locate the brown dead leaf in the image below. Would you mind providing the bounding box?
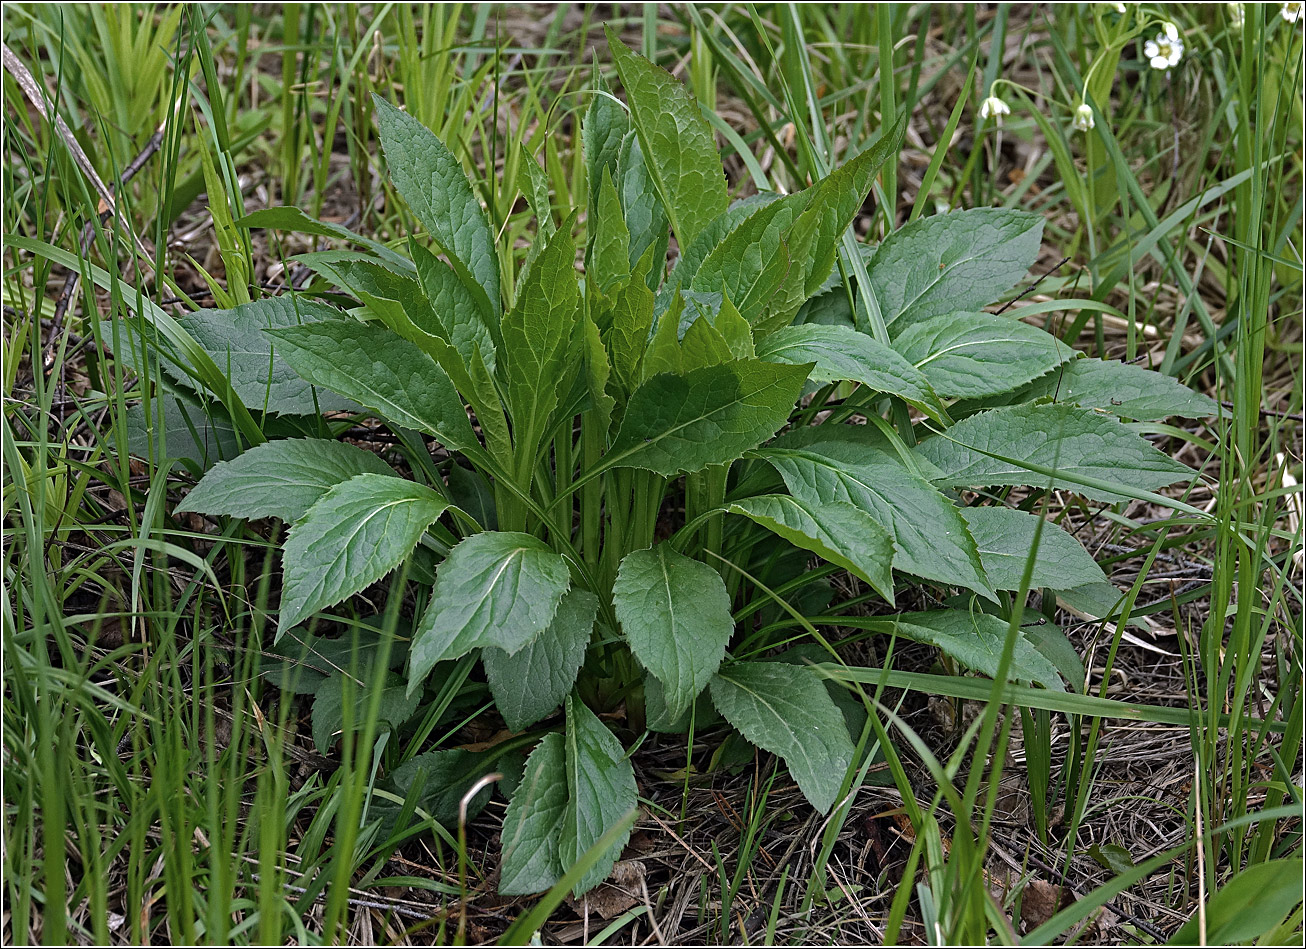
[1020,880,1072,932]
[565,859,646,920]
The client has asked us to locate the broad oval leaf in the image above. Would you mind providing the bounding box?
[892,311,1071,399]
[868,208,1043,332]
[265,320,478,451]
[177,438,398,523]
[484,589,599,732]
[726,495,895,604]
[179,296,359,415]
[756,323,946,421]
[613,544,734,722]
[961,506,1108,592]
[277,474,450,638]
[709,662,854,813]
[608,360,809,476]
[372,95,500,316]
[605,25,727,251]
[760,447,994,600]
[408,532,571,692]
[562,695,638,896]
[917,403,1195,502]
[500,732,568,895]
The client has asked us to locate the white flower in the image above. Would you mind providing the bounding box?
[1143,24,1185,71]
[980,96,1011,121]
[1113,3,1127,13]
[1228,2,1245,30]
[1283,2,1303,23]
[1072,103,1096,132]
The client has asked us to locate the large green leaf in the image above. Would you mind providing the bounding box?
[277,474,450,638]
[561,695,638,897]
[961,506,1108,592]
[177,438,398,522]
[868,208,1043,332]
[761,447,994,599]
[613,544,734,722]
[483,589,598,732]
[179,296,358,415]
[499,733,569,895]
[756,323,945,421]
[407,532,571,692]
[605,26,727,251]
[993,356,1222,421]
[501,221,582,457]
[265,320,478,451]
[834,610,1064,690]
[917,403,1195,502]
[372,95,500,316]
[618,132,670,287]
[709,662,854,813]
[608,360,809,476]
[693,117,905,337]
[726,495,895,604]
[892,311,1071,399]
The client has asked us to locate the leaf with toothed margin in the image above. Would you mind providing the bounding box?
[276,475,449,639]
[710,662,854,814]
[613,544,733,723]
[407,532,571,693]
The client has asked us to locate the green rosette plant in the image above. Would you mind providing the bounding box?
[162,29,1216,896]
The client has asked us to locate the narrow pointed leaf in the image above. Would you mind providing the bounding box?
[501,221,583,455]
[372,95,500,315]
[605,26,727,251]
